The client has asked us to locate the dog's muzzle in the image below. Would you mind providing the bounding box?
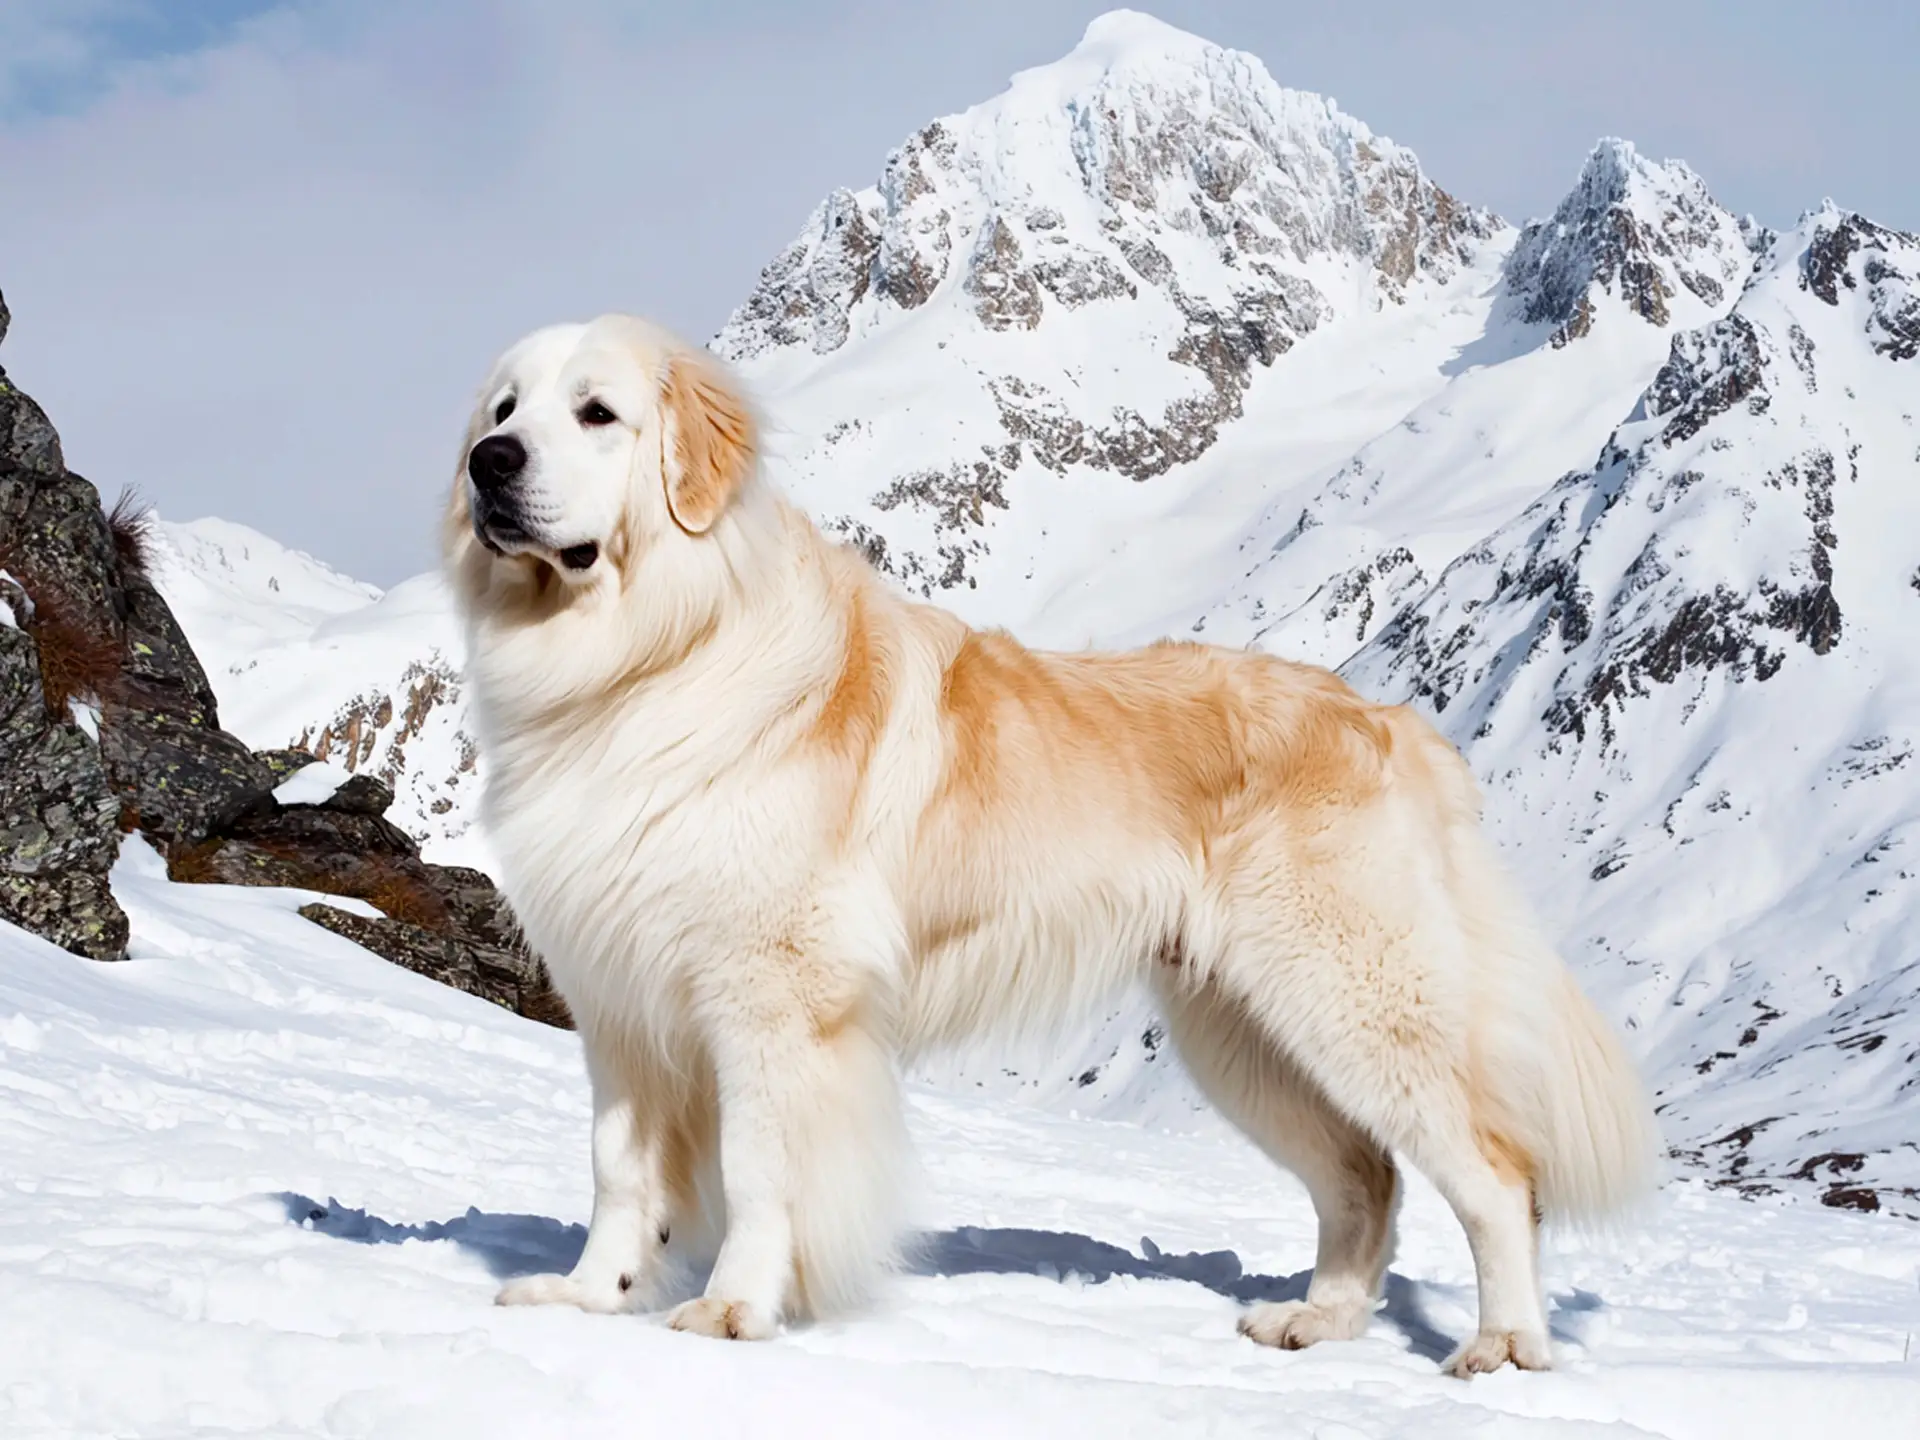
[468,434,534,554]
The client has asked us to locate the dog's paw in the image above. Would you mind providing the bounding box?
[665,1296,778,1341]
[1238,1299,1369,1350]
[1441,1328,1552,1377]
[494,1272,632,1314]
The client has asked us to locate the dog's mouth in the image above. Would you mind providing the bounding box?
[474,513,533,556]
[471,500,598,572]
[470,489,540,556]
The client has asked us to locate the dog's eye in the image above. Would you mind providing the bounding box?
[493,396,516,425]
[577,400,619,428]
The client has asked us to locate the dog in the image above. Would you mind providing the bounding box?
[444,314,1659,1375]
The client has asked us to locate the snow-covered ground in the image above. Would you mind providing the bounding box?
[2,845,1917,1438]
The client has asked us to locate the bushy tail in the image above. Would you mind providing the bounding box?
[1395,714,1662,1221]
[1449,819,1663,1220]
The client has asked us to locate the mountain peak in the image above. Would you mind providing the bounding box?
[714,16,1496,596]
[718,17,1494,372]
[1505,138,1751,347]
[1067,9,1212,63]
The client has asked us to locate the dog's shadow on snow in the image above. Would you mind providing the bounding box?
[277,1192,589,1282]
[278,1194,1518,1360]
[915,1225,1460,1361]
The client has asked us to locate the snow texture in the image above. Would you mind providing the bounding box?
[271,759,356,807]
[2,843,1918,1436]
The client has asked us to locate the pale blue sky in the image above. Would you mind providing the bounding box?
[0,0,1912,584]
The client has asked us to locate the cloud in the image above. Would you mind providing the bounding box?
[0,0,1910,586]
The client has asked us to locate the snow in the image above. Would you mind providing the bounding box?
[271,759,356,807]
[2,839,1917,1437]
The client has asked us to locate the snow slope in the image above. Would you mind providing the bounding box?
[139,15,1920,1211]
[3,850,1918,1437]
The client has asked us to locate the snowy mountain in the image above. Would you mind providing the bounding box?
[142,14,1920,1212]
[1347,207,1920,1211]
[718,8,1498,636]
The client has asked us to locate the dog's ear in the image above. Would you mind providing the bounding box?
[661,350,755,535]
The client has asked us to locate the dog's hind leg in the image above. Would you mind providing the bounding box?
[1392,1118,1549,1376]
[497,1036,700,1314]
[1156,975,1399,1351]
[1197,861,1553,1376]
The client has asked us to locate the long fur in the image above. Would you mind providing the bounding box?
[448,315,1660,1373]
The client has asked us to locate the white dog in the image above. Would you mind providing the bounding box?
[445,315,1658,1375]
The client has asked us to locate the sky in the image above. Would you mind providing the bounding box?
[0,0,1913,586]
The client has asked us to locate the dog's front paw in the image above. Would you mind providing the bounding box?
[1238,1299,1369,1350]
[494,1272,632,1314]
[1442,1328,1552,1377]
[665,1296,779,1341]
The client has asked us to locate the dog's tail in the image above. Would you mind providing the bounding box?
[1398,714,1663,1221]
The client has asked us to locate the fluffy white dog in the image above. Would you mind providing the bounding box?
[445,314,1658,1375]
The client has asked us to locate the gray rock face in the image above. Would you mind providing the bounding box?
[0,291,130,959]
[0,612,128,959]
[98,552,278,844]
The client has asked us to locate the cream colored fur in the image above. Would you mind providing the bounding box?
[445,314,1661,1375]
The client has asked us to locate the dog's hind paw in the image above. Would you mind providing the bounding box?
[1442,1328,1552,1377]
[665,1296,778,1341]
[495,1272,632,1314]
[1238,1298,1369,1350]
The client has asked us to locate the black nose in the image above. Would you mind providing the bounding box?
[468,434,527,491]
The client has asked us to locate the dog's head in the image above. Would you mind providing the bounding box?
[445,315,757,604]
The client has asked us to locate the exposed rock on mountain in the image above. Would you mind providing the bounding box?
[1506,139,1757,347]
[0,290,131,960]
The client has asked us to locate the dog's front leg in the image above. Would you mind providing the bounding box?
[498,1073,674,1313]
[664,1014,797,1341]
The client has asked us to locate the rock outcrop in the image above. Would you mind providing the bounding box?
[0,288,564,1027]
[0,288,132,959]
[170,752,568,1027]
